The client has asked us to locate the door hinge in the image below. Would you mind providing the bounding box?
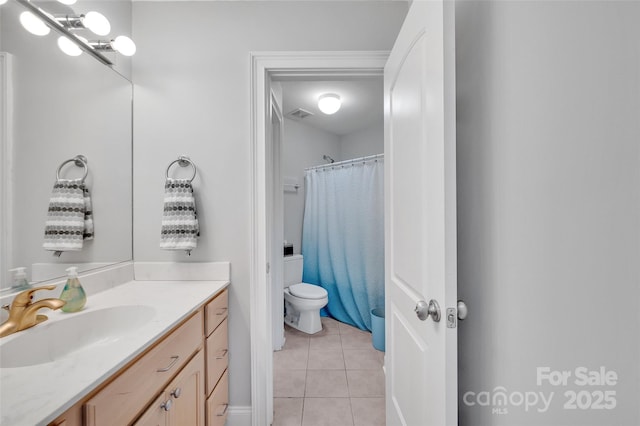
[266,262,270,274]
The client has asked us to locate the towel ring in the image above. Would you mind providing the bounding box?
[56,155,88,182]
[166,155,197,182]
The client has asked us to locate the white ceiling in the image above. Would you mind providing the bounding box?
[280,78,383,137]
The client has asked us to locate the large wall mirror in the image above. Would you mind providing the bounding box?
[0,0,133,290]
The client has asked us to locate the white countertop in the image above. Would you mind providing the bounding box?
[0,279,229,426]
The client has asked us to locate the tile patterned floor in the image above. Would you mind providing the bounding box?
[273,317,385,426]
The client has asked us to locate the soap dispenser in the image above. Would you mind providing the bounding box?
[9,267,31,291]
[59,266,87,313]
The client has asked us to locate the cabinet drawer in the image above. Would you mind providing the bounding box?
[206,371,229,426]
[205,318,228,396]
[85,311,203,426]
[205,289,228,336]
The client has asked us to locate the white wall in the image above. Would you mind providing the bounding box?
[131,0,408,412]
[282,118,341,256]
[339,121,384,160]
[456,1,640,425]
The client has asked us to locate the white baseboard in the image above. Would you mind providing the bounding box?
[226,405,252,426]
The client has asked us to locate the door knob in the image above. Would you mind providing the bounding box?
[457,300,468,320]
[415,299,441,322]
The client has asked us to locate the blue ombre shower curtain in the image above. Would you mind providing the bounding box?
[301,156,384,331]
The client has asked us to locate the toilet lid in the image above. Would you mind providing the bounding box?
[289,283,327,300]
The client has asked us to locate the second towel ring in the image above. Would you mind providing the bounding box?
[166,155,197,182]
[56,155,88,182]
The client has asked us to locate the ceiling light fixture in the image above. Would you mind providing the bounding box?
[318,93,341,115]
[57,0,77,5]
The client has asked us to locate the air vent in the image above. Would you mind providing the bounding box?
[287,108,314,120]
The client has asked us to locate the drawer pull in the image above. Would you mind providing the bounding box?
[216,403,229,417]
[215,349,228,360]
[161,399,172,411]
[157,355,179,372]
[215,307,228,316]
[170,387,182,399]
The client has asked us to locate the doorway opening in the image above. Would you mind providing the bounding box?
[249,51,388,426]
[273,76,385,425]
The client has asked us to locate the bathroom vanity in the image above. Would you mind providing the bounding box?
[0,265,229,426]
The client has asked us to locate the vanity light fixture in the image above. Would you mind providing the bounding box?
[89,36,137,57]
[57,35,86,57]
[15,0,136,66]
[56,11,111,36]
[318,93,342,115]
[19,11,51,36]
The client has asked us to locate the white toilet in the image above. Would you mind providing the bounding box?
[283,254,328,334]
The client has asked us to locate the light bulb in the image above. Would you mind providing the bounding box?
[57,35,87,57]
[83,11,110,36]
[318,94,341,115]
[112,36,136,56]
[57,0,77,4]
[20,11,51,36]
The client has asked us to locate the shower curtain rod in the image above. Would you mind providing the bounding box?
[305,153,384,172]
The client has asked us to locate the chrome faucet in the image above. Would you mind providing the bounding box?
[0,285,65,338]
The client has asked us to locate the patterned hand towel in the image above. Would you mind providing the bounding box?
[160,178,199,252]
[43,179,94,252]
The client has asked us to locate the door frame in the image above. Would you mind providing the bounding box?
[249,51,388,426]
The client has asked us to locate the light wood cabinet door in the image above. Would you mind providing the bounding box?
[168,350,205,426]
[134,393,168,426]
[135,351,205,426]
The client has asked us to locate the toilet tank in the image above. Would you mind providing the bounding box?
[283,254,303,287]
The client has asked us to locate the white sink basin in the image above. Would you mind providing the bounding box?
[0,305,155,368]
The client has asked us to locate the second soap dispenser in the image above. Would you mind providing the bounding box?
[59,266,87,313]
[9,267,30,291]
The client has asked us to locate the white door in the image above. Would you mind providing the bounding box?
[384,1,458,425]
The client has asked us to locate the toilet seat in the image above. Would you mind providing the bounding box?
[289,283,327,300]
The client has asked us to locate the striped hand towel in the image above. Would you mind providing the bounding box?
[43,179,94,252]
[160,178,199,252]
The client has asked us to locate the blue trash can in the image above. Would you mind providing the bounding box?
[371,308,385,352]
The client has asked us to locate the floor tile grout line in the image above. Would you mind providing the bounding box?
[300,394,306,425]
